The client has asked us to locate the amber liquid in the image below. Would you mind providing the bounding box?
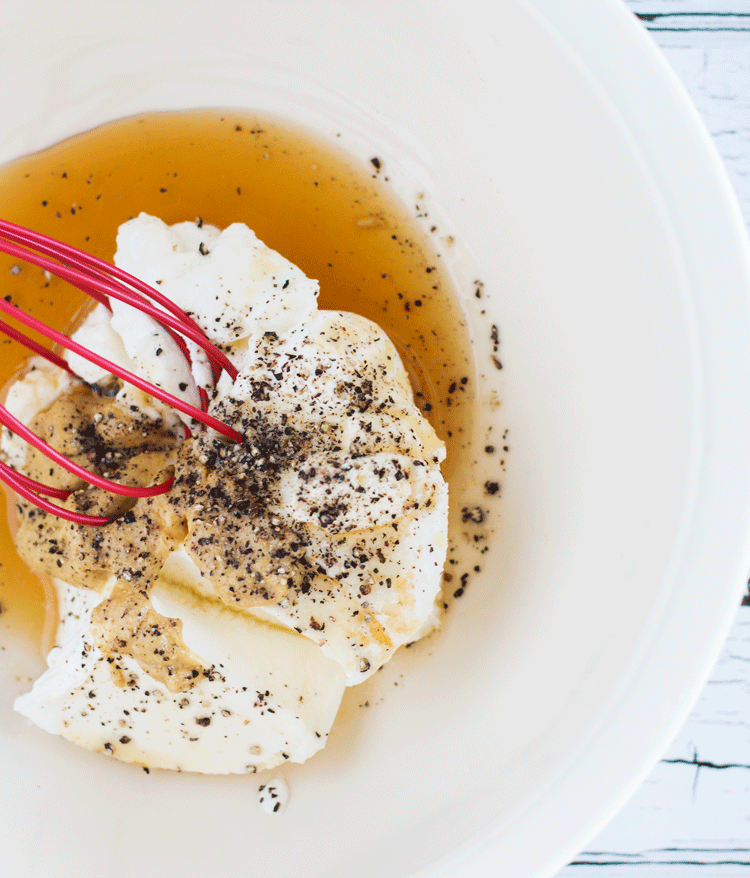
[0,109,472,650]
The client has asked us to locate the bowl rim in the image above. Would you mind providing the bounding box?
[427,1,750,875]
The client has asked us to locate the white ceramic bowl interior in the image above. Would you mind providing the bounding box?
[1,2,750,877]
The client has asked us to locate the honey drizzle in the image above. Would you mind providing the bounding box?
[0,109,472,652]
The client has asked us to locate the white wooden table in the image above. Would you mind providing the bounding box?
[560,2,750,875]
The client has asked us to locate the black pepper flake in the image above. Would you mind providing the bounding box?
[199,242,210,256]
[370,157,381,170]
[119,735,131,744]
[490,324,500,351]
[484,481,500,496]
[159,187,167,193]
[195,716,211,726]
[461,506,485,524]
[179,382,188,392]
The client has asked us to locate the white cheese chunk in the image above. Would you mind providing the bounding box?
[65,213,320,424]
[15,577,346,774]
[114,214,319,344]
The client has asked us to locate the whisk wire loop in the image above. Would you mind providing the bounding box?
[0,220,233,380]
[0,219,243,526]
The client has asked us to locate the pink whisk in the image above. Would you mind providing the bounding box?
[0,219,244,526]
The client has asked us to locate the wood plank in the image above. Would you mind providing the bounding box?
[636,14,750,32]
[627,0,750,27]
[566,865,750,877]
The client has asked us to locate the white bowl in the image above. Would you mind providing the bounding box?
[2,2,750,877]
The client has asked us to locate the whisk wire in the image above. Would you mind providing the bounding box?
[0,219,233,381]
[0,404,174,498]
[0,226,237,382]
[0,219,243,526]
[0,295,243,442]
